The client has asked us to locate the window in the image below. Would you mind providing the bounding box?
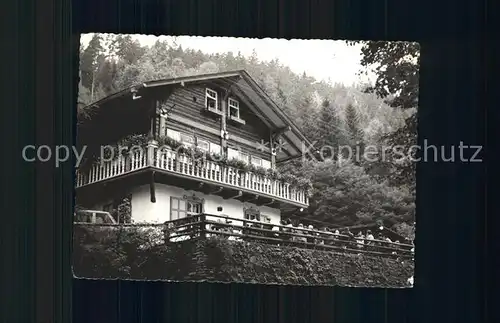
[186,201,203,216]
[261,159,271,169]
[75,211,91,223]
[166,128,181,141]
[227,148,239,160]
[210,143,221,155]
[205,88,219,111]
[251,156,262,167]
[103,203,113,213]
[171,196,203,220]
[239,152,249,163]
[228,98,240,118]
[95,212,115,224]
[197,139,210,152]
[170,197,187,220]
[180,133,195,147]
[228,148,250,163]
[244,207,261,221]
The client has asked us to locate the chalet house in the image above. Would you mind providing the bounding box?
[76,70,312,225]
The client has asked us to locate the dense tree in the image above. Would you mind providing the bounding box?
[95,60,118,96]
[344,103,365,163]
[112,35,146,64]
[80,34,105,100]
[302,160,415,227]
[196,61,220,74]
[357,41,419,193]
[315,99,346,160]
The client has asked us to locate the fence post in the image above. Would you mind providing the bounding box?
[162,222,170,244]
[199,214,206,239]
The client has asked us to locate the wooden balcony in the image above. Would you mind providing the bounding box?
[76,146,309,207]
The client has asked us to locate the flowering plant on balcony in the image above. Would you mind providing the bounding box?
[78,133,151,172]
[78,133,312,191]
[226,158,248,172]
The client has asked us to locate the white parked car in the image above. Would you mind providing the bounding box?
[74,210,117,224]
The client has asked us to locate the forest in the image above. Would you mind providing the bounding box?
[78,34,419,239]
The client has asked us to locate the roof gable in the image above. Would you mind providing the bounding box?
[81,70,313,161]
[146,70,311,160]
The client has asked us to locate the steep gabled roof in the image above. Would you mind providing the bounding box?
[81,70,313,161]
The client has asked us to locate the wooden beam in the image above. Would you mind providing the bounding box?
[263,199,276,206]
[229,85,274,129]
[212,186,224,194]
[255,197,278,207]
[143,71,242,88]
[269,132,276,169]
[242,194,259,203]
[198,182,216,195]
[221,89,229,158]
[167,113,271,153]
[197,182,206,192]
[150,171,156,203]
[224,190,242,200]
[272,126,291,141]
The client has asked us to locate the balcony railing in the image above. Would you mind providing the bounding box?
[76,146,309,206]
[74,213,415,260]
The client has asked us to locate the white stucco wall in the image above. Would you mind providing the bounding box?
[130,183,281,224]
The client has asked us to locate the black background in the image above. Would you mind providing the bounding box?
[1,0,494,322]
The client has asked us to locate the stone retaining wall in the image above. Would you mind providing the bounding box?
[73,228,413,287]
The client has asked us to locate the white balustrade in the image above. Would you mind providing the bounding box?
[76,147,308,206]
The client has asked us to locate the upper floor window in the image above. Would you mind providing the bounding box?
[205,88,219,111]
[197,139,210,152]
[228,98,240,118]
[166,128,181,142]
[180,133,195,147]
[210,142,221,155]
[251,156,262,167]
[239,152,249,163]
[228,148,249,163]
[261,159,271,169]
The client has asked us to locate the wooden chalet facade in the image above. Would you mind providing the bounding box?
[75,70,312,225]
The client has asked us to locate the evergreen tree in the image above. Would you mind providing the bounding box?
[295,95,318,140]
[196,61,220,74]
[96,60,118,96]
[113,35,146,64]
[248,49,259,65]
[80,34,105,101]
[316,99,346,160]
[344,103,365,163]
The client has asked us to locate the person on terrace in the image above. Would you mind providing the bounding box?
[356,231,365,249]
[307,224,315,243]
[295,223,307,243]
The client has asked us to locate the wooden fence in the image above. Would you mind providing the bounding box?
[75,213,414,259]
